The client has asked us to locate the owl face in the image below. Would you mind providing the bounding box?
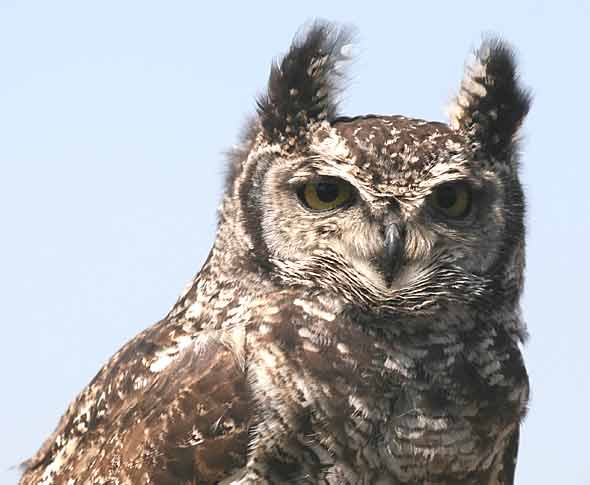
[226,25,529,313]
[246,117,515,294]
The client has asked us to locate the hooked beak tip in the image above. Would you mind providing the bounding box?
[382,223,405,286]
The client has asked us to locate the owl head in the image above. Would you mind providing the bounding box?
[221,23,531,318]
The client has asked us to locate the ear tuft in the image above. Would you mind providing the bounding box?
[257,21,354,141]
[448,38,532,158]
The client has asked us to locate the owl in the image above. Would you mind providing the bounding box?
[20,22,531,485]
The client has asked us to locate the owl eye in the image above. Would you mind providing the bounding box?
[430,182,473,219]
[298,178,353,211]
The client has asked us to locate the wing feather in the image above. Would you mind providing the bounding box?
[20,318,249,484]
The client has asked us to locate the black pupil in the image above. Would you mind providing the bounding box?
[436,186,458,209]
[315,182,340,203]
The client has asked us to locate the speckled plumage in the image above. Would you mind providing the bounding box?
[21,23,531,485]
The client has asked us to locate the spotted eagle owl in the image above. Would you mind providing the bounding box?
[20,22,531,485]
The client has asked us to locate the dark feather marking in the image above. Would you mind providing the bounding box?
[452,38,532,159]
[256,21,353,141]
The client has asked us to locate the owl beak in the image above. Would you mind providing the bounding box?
[382,223,405,286]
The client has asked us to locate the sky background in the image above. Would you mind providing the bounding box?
[1,1,588,483]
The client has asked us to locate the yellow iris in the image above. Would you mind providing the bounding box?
[300,179,353,211]
[430,182,472,218]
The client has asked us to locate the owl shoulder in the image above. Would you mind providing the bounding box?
[20,312,249,483]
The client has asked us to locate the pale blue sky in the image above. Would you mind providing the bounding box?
[1,1,588,484]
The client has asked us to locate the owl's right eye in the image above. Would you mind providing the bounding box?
[297,178,353,211]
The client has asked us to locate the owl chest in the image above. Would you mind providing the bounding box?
[248,314,525,483]
[302,354,510,480]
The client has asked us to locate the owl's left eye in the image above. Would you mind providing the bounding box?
[429,182,473,219]
[298,178,353,211]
